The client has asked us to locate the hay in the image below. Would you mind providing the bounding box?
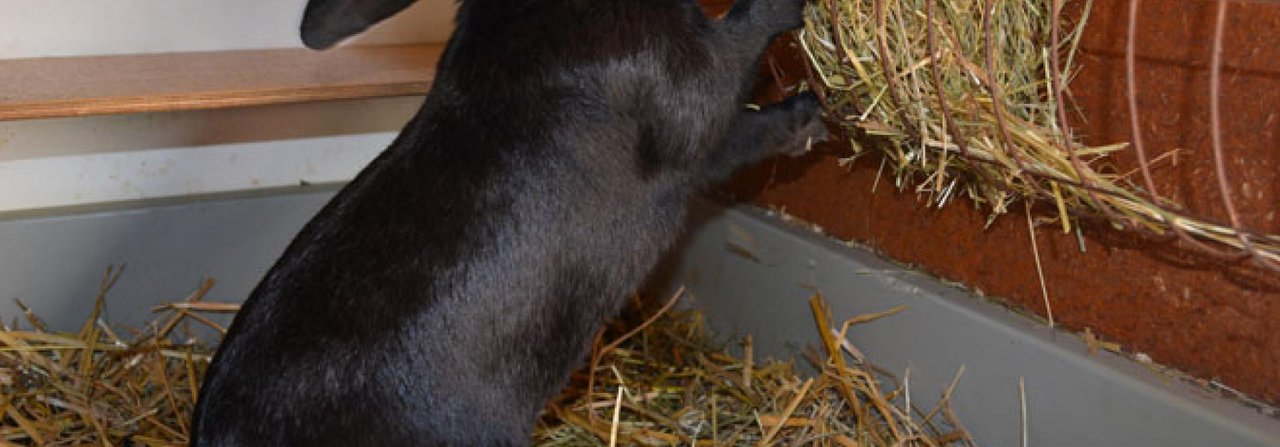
[799,0,1280,264]
[2,273,971,446]
[535,290,973,446]
[0,267,232,446]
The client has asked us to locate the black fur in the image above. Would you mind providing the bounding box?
[192,0,826,444]
[301,0,417,49]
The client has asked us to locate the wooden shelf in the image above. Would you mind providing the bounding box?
[0,44,443,121]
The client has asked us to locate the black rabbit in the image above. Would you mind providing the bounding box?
[191,0,826,444]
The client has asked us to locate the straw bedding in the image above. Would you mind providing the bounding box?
[1,274,971,446]
[0,268,226,446]
[536,289,973,446]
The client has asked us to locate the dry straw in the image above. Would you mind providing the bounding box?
[3,274,971,446]
[535,290,973,446]
[798,0,1280,266]
[0,267,233,446]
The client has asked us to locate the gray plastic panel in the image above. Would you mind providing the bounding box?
[0,191,1274,446]
[652,200,1280,447]
[0,188,337,330]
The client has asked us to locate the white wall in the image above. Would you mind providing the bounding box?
[0,0,454,213]
[0,0,456,58]
[0,97,423,213]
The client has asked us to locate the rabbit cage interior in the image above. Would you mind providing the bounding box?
[1,0,1279,445]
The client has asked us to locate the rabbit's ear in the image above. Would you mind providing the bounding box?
[301,0,418,49]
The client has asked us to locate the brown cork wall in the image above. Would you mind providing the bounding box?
[719,0,1280,406]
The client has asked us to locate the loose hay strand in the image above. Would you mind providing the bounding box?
[1025,202,1055,328]
[756,378,812,446]
[607,387,623,447]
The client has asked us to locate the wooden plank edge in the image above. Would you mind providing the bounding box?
[0,81,432,121]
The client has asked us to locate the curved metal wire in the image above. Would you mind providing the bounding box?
[1125,0,1250,261]
[925,0,970,158]
[1207,0,1280,269]
[872,0,910,128]
[1050,0,1125,224]
[983,0,1044,197]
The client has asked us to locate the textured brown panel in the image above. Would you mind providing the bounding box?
[725,0,1280,405]
[1071,0,1280,234]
